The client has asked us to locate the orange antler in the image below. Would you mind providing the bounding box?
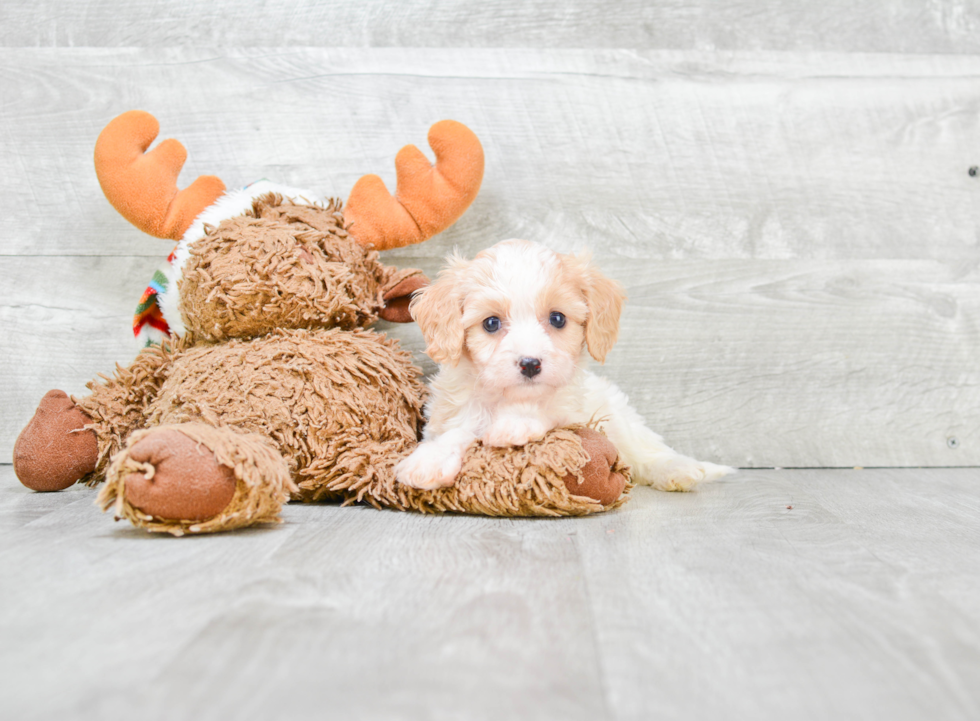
[94,111,226,240]
[345,120,484,251]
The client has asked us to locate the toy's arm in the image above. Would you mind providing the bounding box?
[345,121,484,251]
[94,110,226,240]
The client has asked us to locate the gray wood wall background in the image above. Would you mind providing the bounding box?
[1,1,978,469]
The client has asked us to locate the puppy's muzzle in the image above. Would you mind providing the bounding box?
[519,357,542,378]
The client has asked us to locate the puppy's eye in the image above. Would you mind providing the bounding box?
[483,316,502,333]
[549,311,566,329]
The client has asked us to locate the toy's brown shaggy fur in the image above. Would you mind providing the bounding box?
[100,423,294,535]
[138,327,425,502]
[181,197,396,340]
[353,427,632,517]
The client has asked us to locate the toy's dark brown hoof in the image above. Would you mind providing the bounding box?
[563,428,626,506]
[123,428,237,521]
[13,390,99,492]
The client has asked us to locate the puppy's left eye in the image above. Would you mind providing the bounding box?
[549,311,566,329]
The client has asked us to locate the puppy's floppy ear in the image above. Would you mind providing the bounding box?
[410,251,467,365]
[574,253,626,363]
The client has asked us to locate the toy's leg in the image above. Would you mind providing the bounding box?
[378,427,631,516]
[562,428,627,506]
[98,423,295,535]
[13,344,176,492]
[13,390,99,491]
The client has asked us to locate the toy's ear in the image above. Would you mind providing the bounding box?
[345,121,484,251]
[94,110,226,240]
[564,252,625,363]
[379,271,429,324]
[409,252,468,365]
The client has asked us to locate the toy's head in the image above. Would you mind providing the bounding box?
[175,193,393,341]
[94,111,484,343]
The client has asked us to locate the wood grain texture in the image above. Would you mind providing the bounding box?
[1,0,979,54]
[573,468,980,720]
[2,49,978,260]
[0,255,163,448]
[2,48,979,467]
[1,466,977,720]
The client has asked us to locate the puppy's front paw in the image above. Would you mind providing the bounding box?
[482,417,548,448]
[395,443,463,490]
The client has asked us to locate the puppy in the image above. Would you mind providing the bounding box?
[395,239,732,490]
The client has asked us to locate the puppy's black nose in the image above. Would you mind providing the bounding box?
[519,357,542,378]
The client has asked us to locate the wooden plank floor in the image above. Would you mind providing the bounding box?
[1,465,978,720]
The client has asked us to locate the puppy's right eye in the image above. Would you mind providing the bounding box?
[483,316,502,333]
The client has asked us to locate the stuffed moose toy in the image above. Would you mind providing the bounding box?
[12,111,630,534]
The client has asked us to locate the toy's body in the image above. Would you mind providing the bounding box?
[96,326,425,533]
[12,112,630,534]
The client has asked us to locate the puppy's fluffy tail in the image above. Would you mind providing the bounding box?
[581,372,735,491]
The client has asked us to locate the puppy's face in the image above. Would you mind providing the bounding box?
[412,240,625,401]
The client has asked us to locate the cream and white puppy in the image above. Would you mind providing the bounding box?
[395,239,732,490]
